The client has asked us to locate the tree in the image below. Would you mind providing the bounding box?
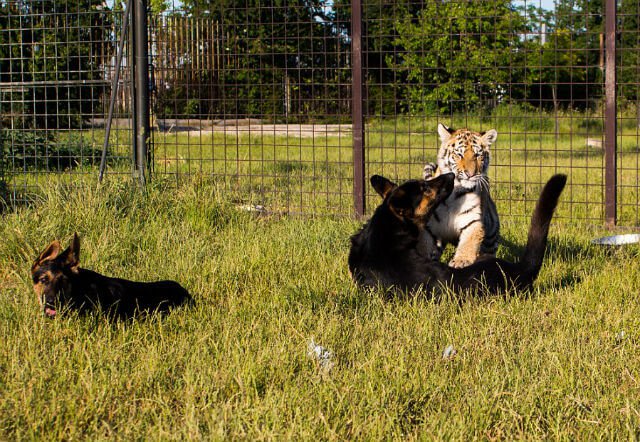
[0,0,112,129]
[518,4,584,122]
[390,0,528,114]
[537,0,603,110]
[618,0,640,111]
[329,0,429,116]
[164,0,349,120]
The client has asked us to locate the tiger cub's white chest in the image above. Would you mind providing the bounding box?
[428,190,482,244]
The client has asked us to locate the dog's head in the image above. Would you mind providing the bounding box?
[370,173,455,223]
[31,233,81,318]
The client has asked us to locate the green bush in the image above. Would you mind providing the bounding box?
[577,117,604,132]
[0,130,102,171]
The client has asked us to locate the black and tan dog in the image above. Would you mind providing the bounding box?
[31,233,193,319]
[348,172,567,296]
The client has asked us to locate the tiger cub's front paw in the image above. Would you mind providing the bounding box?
[423,162,438,180]
[448,256,475,268]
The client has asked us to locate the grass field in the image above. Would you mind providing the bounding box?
[3,111,640,439]
[7,109,640,223]
[2,164,640,439]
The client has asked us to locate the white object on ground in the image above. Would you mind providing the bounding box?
[442,344,457,359]
[591,234,640,246]
[237,204,266,213]
[307,338,334,371]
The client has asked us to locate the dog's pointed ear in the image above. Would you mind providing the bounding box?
[432,172,455,199]
[33,240,62,271]
[62,233,80,272]
[437,123,455,143]
[370,175,397,199]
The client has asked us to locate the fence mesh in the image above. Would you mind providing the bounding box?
[0,0,132,205]
[1,0,639,226]
[148,1,354,215]
[362,0,611,224]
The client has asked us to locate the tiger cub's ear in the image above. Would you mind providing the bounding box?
[437,123,455,143]
[480,129,498,146]
[370,175,397,199]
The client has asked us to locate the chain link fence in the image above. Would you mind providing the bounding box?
[1,0,639,226]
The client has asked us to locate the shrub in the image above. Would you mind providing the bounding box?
[0,130,102,172]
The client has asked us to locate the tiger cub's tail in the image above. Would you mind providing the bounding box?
[519,174,567,281]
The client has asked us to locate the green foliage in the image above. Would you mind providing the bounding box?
[0,0,112,129]
[392,1,527,114]
[150,0,170,15]
[184,98,200,118]
[148,0,635,119]
[618,0,640,101]
[2,0,633,126]
[0,129,102,171]
[156,0,350,120]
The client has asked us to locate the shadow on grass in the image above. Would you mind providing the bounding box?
[498,235,617,292]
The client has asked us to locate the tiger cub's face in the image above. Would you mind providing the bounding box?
[437,123,497,190]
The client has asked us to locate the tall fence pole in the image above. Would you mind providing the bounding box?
[129,1,137,180]
[604,0,617,227]
[351,0,365,217]
[133,0,151,186]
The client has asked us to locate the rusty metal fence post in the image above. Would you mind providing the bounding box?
[604,0,617,227]
[351,0,365,218]
[134,0,151,186]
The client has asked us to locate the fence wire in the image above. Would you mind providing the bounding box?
[0,0,132,205]
[148,1,354,215]
[1,0,639,226]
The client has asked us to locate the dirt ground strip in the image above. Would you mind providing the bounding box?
[90,118,353,138]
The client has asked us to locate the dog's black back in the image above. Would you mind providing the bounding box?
[62,268,193,318]
[32,233,193,319]
[349,173,567,296]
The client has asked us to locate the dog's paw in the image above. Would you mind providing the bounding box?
[448,256,474,268]
[423,162,438,180]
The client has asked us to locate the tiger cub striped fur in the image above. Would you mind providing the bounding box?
[422,124,500,268]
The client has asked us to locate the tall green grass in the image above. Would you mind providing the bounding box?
[2,175,640,439]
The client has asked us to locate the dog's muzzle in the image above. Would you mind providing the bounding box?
[42,297,57,318]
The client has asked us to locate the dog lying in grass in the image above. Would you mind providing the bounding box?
[348,173,567,296]
[31,233,193,319]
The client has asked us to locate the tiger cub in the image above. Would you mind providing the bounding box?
[422,124,500,268]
